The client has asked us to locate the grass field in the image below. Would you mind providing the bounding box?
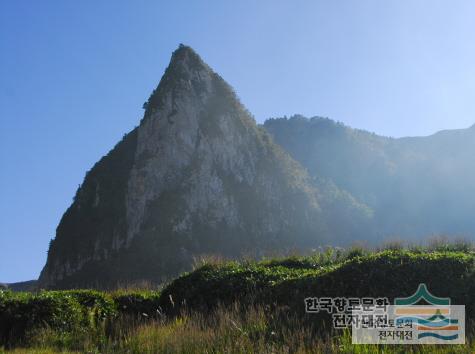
[2,242,475,353]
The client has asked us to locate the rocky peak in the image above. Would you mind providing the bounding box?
[39,45,326,289]
[143,44,222,121]
[125,45,294,245]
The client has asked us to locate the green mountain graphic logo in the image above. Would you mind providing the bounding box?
[395,284,450,306]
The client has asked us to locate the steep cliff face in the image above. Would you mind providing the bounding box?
[39,46,333,288]
[39,128,139,288]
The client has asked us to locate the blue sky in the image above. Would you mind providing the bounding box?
[1,1,475,282]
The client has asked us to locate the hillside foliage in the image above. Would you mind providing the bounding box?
[3,246,475,352]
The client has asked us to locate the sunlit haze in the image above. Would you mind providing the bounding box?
[2,1,475,282]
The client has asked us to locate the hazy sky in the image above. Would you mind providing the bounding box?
[1,1,475,282]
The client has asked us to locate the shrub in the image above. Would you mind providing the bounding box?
[66,290,117,324]
[0,291,83,346]
[113,291,162,318]
[3,247,475,350]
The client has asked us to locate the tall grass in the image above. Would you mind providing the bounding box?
[3,244,475,353]
[3,302,473,354]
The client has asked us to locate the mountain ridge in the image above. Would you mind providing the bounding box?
[264,115,475,239]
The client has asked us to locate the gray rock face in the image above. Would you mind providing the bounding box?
[125,47,320,247]
[126,48,245,244]
[38,45,329,289]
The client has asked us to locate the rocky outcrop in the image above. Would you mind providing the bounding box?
[38,45,341,289]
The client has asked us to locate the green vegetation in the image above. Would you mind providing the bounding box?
[3,246,475,352]
[263,115,475,240]
[3,302,474,353]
